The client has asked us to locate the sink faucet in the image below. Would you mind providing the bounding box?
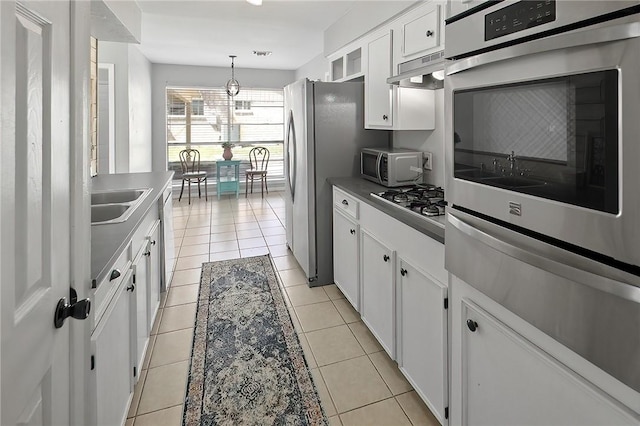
[506,151,517,175]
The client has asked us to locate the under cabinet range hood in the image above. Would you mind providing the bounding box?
[387,50,445,89]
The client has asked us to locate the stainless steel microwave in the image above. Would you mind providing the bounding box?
[361,148,423,187]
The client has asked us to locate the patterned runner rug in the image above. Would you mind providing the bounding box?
[183,255,327,426]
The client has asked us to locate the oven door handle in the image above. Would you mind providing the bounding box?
[447,211,640,303]
[375,154,383,185]
[447,21,640,75]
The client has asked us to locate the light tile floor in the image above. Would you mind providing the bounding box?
[126,191,440,426]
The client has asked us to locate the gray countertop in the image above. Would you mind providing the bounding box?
[91,171,174,286]
[328,177,445,244]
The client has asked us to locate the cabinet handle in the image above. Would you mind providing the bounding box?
[109,269,121,281]
[150,240,156,245]
[350,229,355,235]
[426,30,434,37]
[383,254,390,262]
[144,251,151,257]
[342,199,349,206]
[126,284,135,292]
[466,319,478,332]
[400,268,407,276]
[382,114,388,121]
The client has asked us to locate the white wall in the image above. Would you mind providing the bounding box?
[128,45,152,172]
[98,41,130,172]
[151,64,295,172]
[392,89,445,187]
[295,53,328,82]
[324,1,415,55]
[98,42,153,173]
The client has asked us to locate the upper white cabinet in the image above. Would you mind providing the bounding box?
[394,2,443,68]
[364,28,436,130]
[366,30,393,128]
[328,45,364,82]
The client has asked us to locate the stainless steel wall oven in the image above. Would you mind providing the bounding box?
[444,0,640,399]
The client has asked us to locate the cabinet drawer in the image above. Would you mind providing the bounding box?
[333,187,359,220]
[94,244,131,328]
[402,4,440,58]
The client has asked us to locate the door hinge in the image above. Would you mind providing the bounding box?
[133,274,136,284]
[445,406,449,419]
[444,297,448,309]
[133,366,137,377]
[91,355,95,370]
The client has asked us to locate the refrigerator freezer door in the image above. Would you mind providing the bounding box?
[285,79,314,280]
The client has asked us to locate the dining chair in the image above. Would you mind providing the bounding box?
[245,146,270,197]
[178,148,208,204]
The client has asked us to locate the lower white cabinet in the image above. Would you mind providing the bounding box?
[332,209,359,310]
[397,258,448,424]
[451,276,639,425]
[90,270,134,426]
[132,241,150,375]
[147,220,161,328]
[360,230,395,358]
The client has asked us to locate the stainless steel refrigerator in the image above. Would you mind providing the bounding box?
[284,79,389,287]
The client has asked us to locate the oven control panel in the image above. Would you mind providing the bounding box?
[485,0,556,41]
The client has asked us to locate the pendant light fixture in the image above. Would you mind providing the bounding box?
[225,55,240,97]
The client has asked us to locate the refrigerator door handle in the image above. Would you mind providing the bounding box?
[448,211,640,303]
[286,109,297,202]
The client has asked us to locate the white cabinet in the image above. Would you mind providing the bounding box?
[450,276,639,425]
[333,209,360,310]
[328,45,364,82]
[360,230,395,358]
[393,1,444,71]
[161,184,175,292]
[366,30,393,128]
[132,240,150,374]
[365,28,435,130]
[397,258,447,424]
[147,220,161,327]
[89,270,134,426]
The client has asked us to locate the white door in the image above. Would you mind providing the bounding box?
[1,1,72,424]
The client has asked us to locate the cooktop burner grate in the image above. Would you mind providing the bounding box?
[371,184,446,218]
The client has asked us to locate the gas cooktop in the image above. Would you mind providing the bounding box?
[371,184,446,219]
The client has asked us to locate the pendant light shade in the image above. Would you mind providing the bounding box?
[225,55,240,97]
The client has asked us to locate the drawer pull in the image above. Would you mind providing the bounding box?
[426,30,434,37]
[342,199,349,206]
[400,268,407,276]
[109,269,121,281]
[350,229,355,235]
[383,254,390,262]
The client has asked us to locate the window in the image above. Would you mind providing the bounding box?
[168,99,185,116]
[191,99,204,116]
[166,87,285,181]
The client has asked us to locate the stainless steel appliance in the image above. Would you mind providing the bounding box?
[371,184,446,218]
[361,147,423,187]
[284,79,389,286]
[445,1,640,395]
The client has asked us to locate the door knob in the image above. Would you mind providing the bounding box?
[382,115,388,120]
[350,229,355,235]
[383,254,390,262]
[109,269,121,281]
[126,284,135,292]
[466,319,478,332]
[54,288,91,329]
[400,268,407,276]
[342,199,349,206]
[426,30,434,37]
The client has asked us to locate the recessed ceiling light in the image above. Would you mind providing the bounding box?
[246,0,262,6]
[253,50,272,57]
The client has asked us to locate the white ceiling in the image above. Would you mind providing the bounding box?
[136,0,358,70]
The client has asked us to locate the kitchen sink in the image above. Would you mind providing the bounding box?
[91,188,149,205]
[90,188,151,225]
[91,204,131,224]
